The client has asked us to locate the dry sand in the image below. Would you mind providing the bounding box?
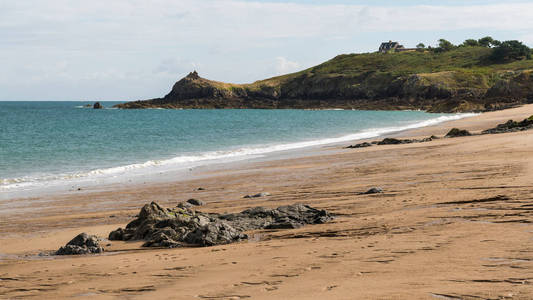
[2,105,533,299]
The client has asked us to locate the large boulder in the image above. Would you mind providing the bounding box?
[109,202,245,247]
[93,102,103,109]
[56,233,104,255]
[109,202,333,248]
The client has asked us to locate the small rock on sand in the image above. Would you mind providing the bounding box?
[446,128,471,137]
[56,233,104,255]
[186,198,205,206]
[362,187,383,195]
[243,192,271,198]
[346,142,372,149]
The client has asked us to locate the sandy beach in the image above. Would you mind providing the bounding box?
[2,105,533,299]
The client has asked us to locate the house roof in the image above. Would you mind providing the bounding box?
[379,41,404,51]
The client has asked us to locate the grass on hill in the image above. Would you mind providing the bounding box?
[246,46,533,90]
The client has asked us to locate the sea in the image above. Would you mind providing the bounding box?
[0,101,476,196]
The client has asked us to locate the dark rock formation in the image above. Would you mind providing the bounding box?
[109,202,333,248]
[108,202,237,247]
[346,136,437,149]
[219,204,333,230]
[446,128,472,137]
[186,198,205,206]
[93,102,103,109]
[176,202,193,209]
[378,138,406,145]
[346,142,372,149]
[243,192,271,198]
[361,187,384,195]
[56,233,104,255]
[482,116,533,134]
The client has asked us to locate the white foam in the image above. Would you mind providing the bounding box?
[0,113,477,192]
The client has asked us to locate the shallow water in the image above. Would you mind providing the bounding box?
[0,101,475,192]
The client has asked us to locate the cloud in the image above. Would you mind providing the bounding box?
[3,1,533,49]
[153,58,199,76]
[2,0,533,100]
[519,33,533,46]
[275,57,300,75]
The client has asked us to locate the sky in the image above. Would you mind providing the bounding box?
[2,0,533,101]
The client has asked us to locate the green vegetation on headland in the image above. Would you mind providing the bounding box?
[116,37,533,112]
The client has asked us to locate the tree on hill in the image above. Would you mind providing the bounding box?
[490,40,531,62]
[462,39,479,47]
[478,36,494,47]
[416,43,425,52]
[432,39,456,53]
[491,40,502,47]
[478,36,502,48]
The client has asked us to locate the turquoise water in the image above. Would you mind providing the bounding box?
[0,101,473,191]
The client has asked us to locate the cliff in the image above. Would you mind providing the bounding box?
[115,47,533,112]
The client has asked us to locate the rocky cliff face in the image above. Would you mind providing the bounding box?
[167,71,237,99]
[115,69,533,112]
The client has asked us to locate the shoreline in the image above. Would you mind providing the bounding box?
[2,104,533,299]
[1,110,476,200]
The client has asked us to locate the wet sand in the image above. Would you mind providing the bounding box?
[2,105,533,299]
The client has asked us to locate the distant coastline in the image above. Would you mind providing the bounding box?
[116,39,533,113]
